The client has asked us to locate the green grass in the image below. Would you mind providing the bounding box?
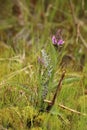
[0,0,87,130]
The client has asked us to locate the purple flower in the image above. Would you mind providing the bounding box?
[52,35,64,45]
[52,29,64,46]
[52,35,57,45]
[57,39,64,45]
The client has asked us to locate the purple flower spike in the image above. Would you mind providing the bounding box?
[57,39,64,45]
[52,36,64,46]
[52,29,64,46]
[52,35,57,45]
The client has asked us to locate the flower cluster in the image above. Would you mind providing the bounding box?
[52,29,64,45]
[52,35,64,45]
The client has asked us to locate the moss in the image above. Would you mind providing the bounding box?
[0,106,45,130]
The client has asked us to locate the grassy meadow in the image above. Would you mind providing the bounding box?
[0,0,87,130]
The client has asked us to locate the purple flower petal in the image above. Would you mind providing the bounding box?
[57,39,64,45]
[52,35,57,45]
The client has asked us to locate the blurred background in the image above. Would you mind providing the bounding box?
[0,0,87,130]
[0,0,87,70]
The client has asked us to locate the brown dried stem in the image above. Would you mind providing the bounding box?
[44,100,86,116]
[58,104,86,116]
[45,71,66,112]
